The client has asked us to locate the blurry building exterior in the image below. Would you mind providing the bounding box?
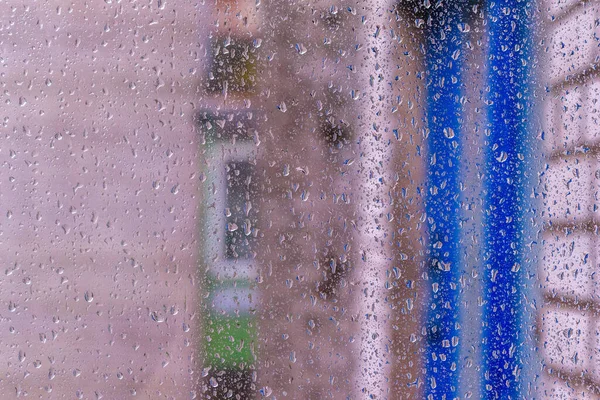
[198,1,424,398]
[3,0,600,399]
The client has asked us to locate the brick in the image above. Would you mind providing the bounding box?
[541,0,584,19]
[540,308,593,375]
[543,158,596,222]
[556,86,585,149]
[541,231,595,299]
[539,372,599,399]
[543,95,559,154]
[591,319,600,384]
[548,7,597,82]
[595,235,600,304]
[585,78,600,143]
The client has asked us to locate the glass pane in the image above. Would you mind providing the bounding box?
[3,0,599,398]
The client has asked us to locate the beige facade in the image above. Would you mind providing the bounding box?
[0,0,202,398]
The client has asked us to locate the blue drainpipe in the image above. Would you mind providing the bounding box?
[482,0,532,398]
[424,2,467,398]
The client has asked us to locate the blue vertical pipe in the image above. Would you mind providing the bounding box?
[482,0,532,398]
[424,2,467,398]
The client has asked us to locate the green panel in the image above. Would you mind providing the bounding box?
[204,314,256,368]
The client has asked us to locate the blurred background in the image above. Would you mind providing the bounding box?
[0,0,598,399]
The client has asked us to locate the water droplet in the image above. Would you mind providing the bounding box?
[151,311,165,323]
[443,127,455,139]
[301,190,309,201]
[496,151,508,163]
[458,22,470,33]
[491,269,498,282]
[295,43,307,55]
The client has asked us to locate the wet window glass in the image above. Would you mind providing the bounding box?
[2,0,599,399]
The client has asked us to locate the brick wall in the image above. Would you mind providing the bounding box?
[539,0,600,397]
